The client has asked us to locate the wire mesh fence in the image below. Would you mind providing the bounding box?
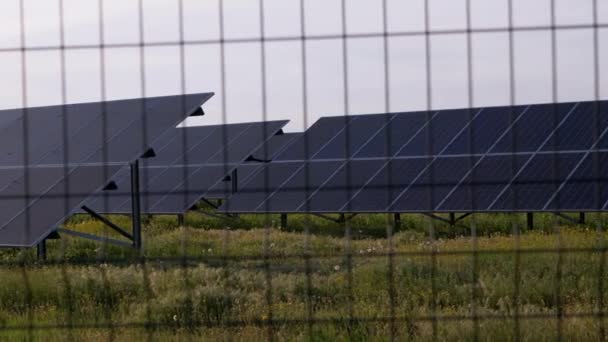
[0,0,607,340]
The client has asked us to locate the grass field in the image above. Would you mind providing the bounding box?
[0,211,607,340]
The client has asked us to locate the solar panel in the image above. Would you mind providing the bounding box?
[0,165,122,247]
[0,108,26,132]
[220,100,608,213]
[83,121,289,214]
[205,132,303,199]
[0,93,213,166]
[0,93,212,247]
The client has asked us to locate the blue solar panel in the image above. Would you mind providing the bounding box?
[221,162,303,213]
[275,117,355,161]
[205,132,303,199]
[83,121,288,214]
[313,115,392,159]
[301,159,385,213]
[488,153,583,211]
[0,165,122,247]
[220,100,608,214]
[0,93,213,247]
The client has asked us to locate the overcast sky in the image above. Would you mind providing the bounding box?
[0,0,606,132]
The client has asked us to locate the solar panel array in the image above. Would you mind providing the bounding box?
[2,96,607,247]
[205,132,303,199]
[0,93,213,247]
[82,121,289,214]
[220,101,608,213]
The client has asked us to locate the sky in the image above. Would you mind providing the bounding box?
[0,0,606,132]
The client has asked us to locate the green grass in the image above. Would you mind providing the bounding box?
[0,211,607,340]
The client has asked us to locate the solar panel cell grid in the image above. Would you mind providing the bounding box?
[313,115,393,159]
[221,162,303,212]
[220,100,608,214]
[275,116,355,161]
[142,126,218,166]
[490,153,585,211]
[301,159,386,213]
[343,158,432,213]
[0,165,123,247]
[205,132,303,199]
[258,161,344,213]
[354,111,433,158]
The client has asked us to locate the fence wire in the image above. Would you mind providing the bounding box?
[0,0,606,340]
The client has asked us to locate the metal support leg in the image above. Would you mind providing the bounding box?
[230,170,239,218]
[177,214,185,227]
[231,169,238,194]
[280,214,288,230]
[130,160,142,250]
[579,212,586,225]
[449,213,456,226]
[37,239,47,260]
[394,213,401,233]
[527,212,534,230]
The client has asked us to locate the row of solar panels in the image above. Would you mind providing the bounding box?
[88,99,608,217]
[0,94,606,248]
[219,101,608,214]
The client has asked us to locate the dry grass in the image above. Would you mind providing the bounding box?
[0,212,606,340]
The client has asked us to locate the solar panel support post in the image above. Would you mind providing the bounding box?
[231,169,238,194]
[230,170,239,218]
[449,213,456,227]
[280,214,288,230]
[579,212,586,225]
[177,214,185,227]
[130,160,142,251]
[36,239,47,260]
[527,213,534,230]
[394,213,401,232]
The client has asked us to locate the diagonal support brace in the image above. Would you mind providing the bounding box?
[553,212,580,224]
[422,213,452,225]
[81,205,134,241]
[57,228,133,248]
